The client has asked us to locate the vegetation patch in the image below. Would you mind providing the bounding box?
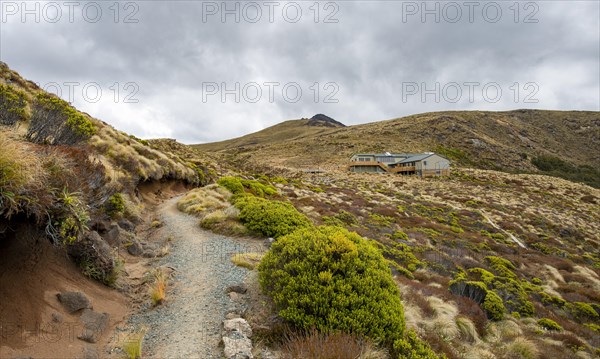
[235,196,311,238]
[259,226,406,347]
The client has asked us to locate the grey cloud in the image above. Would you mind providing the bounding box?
[1,0,598,143]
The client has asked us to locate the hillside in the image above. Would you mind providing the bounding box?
[195,114,345,152]
[0,63,215,358]
[195,110,600,187]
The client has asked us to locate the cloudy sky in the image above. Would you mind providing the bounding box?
[1,1,598,143]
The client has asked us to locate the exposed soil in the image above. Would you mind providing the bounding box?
[0,221,128,359]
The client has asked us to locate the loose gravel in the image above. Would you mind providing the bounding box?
[127,196,253,359]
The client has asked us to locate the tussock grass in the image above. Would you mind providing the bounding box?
[456,316,479,343]
[282,329,388,359]
[504,337,539,359]
[178,185,250,236]
[231,252,263,270]
[120,327,147,359]
[177,184,230,215]
[149,269,167,306]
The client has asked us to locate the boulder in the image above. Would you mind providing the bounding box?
[223,318,252,338]
[223,331,253,359]
[77,309,110,343]
[56,292,92,313]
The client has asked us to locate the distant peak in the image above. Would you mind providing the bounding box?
[307,114,345,127]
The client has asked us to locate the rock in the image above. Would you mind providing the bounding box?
[228,292,242,301]
[82,346,100,359]
[68,231,115,283]
[77,309,110,343]
[226,311,241,320]
[90,220,110,234]
[223,332,253,359]
[226,284,248,294]
[104,224,131,246]
[127,241,144,256]
[56,292,92,313]
[117,218,135,231]
[223,318,252,338]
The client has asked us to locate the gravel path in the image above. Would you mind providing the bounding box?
[128,196,252,359]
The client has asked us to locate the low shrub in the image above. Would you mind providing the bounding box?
[567,301,599,321]
[392,329,441,359]
[259,226,406,346]
[482,291,505,321]
[105,193,125,218]
[27,92,96,145]
[235,196,311,238]
[217,176,245,194]
[537,318,562,331]
[0,83,29,125]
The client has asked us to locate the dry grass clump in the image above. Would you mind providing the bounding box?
[282,329,388,359]
[231,252,263,270]
[120,326,147,359]
[149,269,167,306]
[177,184,230,214]
[178,185,249,236]
[503,337,539,359]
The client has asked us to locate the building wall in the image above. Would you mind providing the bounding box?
[420,154,450,172]
[350,165,386,173]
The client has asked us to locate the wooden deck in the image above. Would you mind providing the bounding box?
[349,162,448,176]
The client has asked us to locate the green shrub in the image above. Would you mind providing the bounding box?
[241,179,277,197]
[448,279,488,304]
[105,193,125,217]
[392,329,441,359]
[485,256,517,279]
[568,302,599,320]
[258,226,406,346]
[0,83,28,125]
[217,176,245,194]
[235,196,311,238]
[537,318,562,331]
[392,230,409,241]
[468,268,496,286]
[539,292,566,308]
[27,93,96,145]
[482,291,505,321]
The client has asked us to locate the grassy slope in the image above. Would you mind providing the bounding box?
[195,110,600,177]
[194,118,344,152]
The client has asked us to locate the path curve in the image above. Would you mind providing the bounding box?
[128,196,250,358]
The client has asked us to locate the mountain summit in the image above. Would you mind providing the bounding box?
[307,114,346,128]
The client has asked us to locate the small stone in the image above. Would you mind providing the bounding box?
[127,241,144,256]
[78,309,110,343]
[228,292,241,301]
[56,291,92,313]
[222,335,253,359]
[117,218,135,232]
[226,284,248,294]
[51,312,63,323]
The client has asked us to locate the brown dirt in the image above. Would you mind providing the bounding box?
[0,222,128,359]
